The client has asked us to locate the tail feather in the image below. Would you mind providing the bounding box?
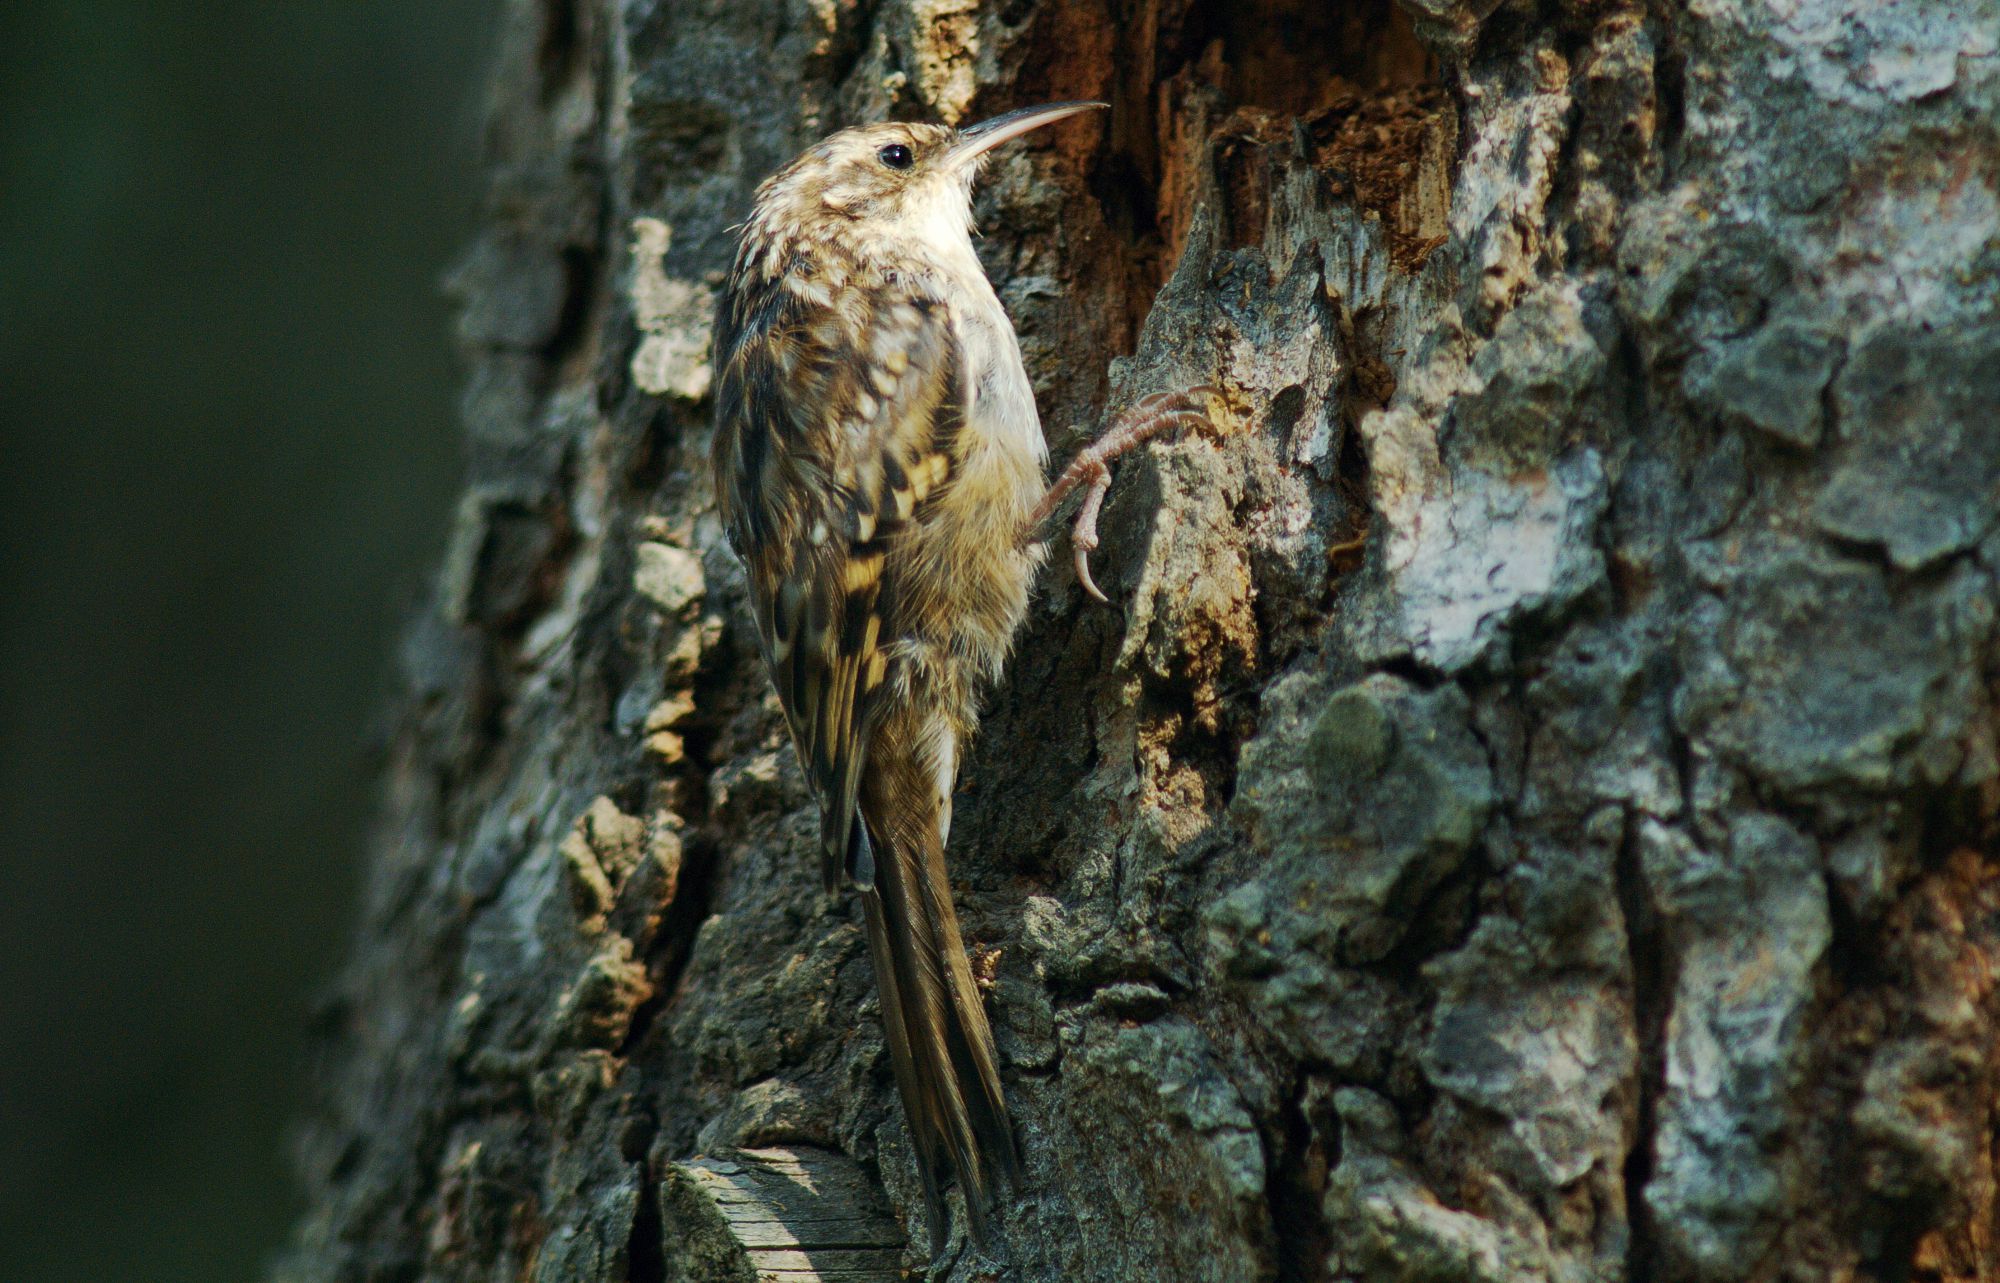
[851,815,1016,1254]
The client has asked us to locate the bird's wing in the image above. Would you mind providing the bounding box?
[713,267,965,889]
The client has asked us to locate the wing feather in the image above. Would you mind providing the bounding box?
[713,264,965,889]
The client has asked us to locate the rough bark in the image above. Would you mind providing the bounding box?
[278,0,2000,1280]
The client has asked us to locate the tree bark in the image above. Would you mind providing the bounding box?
[278,0,2000,1280]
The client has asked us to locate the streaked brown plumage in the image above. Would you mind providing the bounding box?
[711,104,1107,1251]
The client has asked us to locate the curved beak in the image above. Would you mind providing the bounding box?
[944,100,1106,173]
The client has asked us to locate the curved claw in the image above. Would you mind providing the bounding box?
[1074,542,1108,603]
[1068,459,1113,603]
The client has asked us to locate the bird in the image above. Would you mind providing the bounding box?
[708,101,1210,1253]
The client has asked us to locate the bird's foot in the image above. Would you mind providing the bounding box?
[1024,386,1219,602]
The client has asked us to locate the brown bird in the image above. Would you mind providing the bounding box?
[710,102,1207,1252]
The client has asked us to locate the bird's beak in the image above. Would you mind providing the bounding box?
[944,100,1106,172]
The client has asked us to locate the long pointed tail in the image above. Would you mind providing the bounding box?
[850,806,1016,1253]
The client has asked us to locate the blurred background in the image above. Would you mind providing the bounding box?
[0,2,498,1279]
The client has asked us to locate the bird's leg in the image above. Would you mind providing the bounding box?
[1025,387,1218,602]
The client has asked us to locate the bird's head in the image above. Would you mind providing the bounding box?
[746,102,1104,250]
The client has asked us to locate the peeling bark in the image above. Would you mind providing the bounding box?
[278,1,2000,1280]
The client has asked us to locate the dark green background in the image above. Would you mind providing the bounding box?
[0,2,497,1278]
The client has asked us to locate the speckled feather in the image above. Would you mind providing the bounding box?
[715,229,968,890]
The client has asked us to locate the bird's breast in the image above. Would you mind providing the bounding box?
[951,284,1047,545]
[890,285,1047,685]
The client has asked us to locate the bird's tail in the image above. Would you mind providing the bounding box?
[848,792,1017,1254]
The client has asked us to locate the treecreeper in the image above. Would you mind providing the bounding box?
[709,102,1210,1254]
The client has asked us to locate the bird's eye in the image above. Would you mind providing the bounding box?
[877,143,914,170]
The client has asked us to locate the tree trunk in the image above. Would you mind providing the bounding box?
[278,0,2000,1279]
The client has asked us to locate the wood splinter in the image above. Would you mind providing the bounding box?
[658,1147,912,1281]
